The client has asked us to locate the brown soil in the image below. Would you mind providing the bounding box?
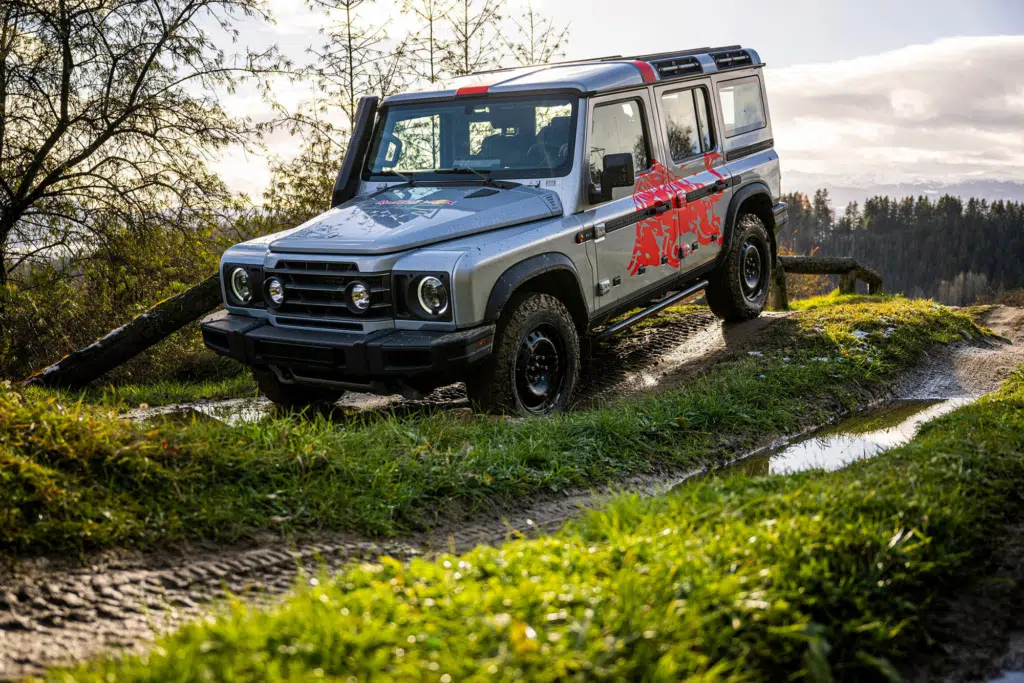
[3,306,1022,680]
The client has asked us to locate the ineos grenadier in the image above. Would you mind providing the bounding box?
[202,45,788,416]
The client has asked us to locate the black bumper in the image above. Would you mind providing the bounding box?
[200,310,495,388]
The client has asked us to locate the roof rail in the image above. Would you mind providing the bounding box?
[465,45,757,80]
[470,54,624,77]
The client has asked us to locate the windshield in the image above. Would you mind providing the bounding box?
[365,95,577,180]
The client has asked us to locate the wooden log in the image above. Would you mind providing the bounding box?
[839,271,857,294]
[777,255,860,275]
[770,263,789,311]
[23,274,222,389]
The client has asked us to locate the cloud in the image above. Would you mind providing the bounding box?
[766,35,1024,184]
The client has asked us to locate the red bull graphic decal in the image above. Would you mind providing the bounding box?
[627,153,725,276]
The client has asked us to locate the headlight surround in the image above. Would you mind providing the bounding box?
[229,267,252,304]
[394,272,453,322]
[417,276,449,317]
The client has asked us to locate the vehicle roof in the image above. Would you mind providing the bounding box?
[384,46,763,105]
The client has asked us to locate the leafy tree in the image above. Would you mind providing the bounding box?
[0,0,284,284]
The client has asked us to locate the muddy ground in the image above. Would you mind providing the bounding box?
[2,306,1023,680]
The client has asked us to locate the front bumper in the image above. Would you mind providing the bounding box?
[200,310,495,391]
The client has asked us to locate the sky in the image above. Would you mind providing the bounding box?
[210,0,1024,200]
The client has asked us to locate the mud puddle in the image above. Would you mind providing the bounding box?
[696,397,973,481]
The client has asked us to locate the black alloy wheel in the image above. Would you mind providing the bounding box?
[515,323,567,414]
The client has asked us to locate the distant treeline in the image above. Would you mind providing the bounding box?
[779,190,1024,305]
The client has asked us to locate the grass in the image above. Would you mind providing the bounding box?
[1,297,983,555]
[22,374,258,410]
[57,366,1024,681]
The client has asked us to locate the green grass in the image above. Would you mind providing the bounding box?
[23,374,258,410]
[1,299,982,555]
[58,367,1024,682]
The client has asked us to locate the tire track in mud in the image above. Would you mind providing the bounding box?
[6,308,1021,679]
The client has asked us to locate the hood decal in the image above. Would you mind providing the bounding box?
[267,185,562,256]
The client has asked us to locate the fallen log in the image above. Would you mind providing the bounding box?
[23,274,221,389]
[770,256,883,311]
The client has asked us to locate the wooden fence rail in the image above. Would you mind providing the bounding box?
[770,256,883,311]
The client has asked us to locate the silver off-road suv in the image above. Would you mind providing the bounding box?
[202,45,787,415]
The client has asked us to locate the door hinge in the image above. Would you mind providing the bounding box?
[594,223,607,240]
[596,279,612,296]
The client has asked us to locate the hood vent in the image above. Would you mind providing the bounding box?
[712,49,753,70]
[652,56,703,80]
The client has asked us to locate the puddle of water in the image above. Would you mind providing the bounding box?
[992,673,1024,683]
[697,397,974,481]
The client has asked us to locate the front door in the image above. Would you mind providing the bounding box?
[580,92,663,310]
[650,79,732,275]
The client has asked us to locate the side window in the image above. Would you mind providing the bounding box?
[717,76,766,138]
[661,87,715,162]
[589,99,651,187]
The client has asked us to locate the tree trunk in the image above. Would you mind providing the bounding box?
[22,274,222,389]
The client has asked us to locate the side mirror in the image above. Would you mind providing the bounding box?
[589,153,636,204]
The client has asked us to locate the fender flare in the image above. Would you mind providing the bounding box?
[484,253,585,324]
[721,181,774,255]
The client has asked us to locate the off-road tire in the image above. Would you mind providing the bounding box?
[466,292,580,416]
[706,213,773,322]
[252,369,343,409]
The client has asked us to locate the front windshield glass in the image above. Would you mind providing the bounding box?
[366,95,576,179]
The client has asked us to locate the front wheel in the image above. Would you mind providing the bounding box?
[706,213,773,322]
[466,293,580,416]
[252,369,343,409]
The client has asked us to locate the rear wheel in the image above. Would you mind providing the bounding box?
[252,369,343,409]
[706,213,773,322]
[466,293,579,416]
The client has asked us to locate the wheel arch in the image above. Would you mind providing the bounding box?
[484,253,589,334]
[723,182,778,264]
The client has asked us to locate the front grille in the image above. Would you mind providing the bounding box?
[265,260,392,325]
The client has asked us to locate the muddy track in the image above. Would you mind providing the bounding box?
[3,307,1023,680]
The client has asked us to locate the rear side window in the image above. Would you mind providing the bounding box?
[661,87,715,162]
[717,76,766,137]
[589,99,651,186]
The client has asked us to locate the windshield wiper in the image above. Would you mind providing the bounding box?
[439,166,497,186]
[383,168,416,186]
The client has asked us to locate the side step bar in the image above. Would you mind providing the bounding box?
[595,280,708,341]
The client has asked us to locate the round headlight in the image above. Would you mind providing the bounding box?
[417,276,448,316]
[266,277,285,306]
[229,267,252,304]
[350,282,371,312]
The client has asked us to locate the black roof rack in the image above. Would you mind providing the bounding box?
[710,48,754,70]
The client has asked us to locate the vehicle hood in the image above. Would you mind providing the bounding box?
[268,184,563,255]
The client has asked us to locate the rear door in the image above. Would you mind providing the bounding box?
[580,91,663,309]
[650,79,732,274]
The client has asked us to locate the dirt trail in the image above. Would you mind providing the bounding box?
[3,306,1022,680]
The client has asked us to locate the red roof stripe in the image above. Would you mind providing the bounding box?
[630,60,657,83]
[456,84,491,96]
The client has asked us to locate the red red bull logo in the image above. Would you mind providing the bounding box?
[627,153,725,276]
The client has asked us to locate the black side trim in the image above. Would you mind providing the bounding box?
[484,253,586,323]
[725,138,774,162]
[604,201,671,234]
[332,97,379,208]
